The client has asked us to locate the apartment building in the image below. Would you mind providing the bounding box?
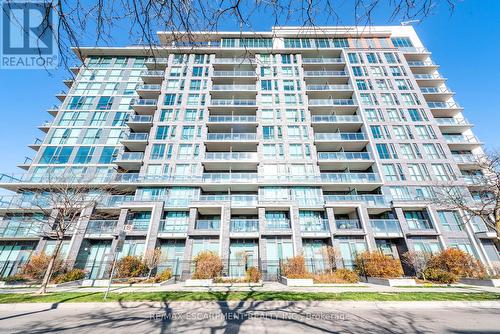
[0,26,498,280]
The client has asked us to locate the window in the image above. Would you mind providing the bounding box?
[82,129,101,144]
[74,146,94,164]
[392,126,407,140]
[40,146,73,164]
[261,80,272,90]
[155,126,169,140]
[408,164,425,181]
[432,164,450,181]
[263,126,275,140]
[356,79,368,90]
[164,94,176,106]
[395,79,408,90]
[423,144,441,159]
[192,67,203,77]
[184,109,197,121]
[333,38,349,47]
[370,125,383,139]
[189,80,201,91]
[59,111,88,126]
[283,80,295,91]
[408,108,423,121]
[181,126,195,140]
[384,53,397,64]
[366,53,377,63]
[151,144,166,160]
[415,125,431,139]
[96,96,113,110]
[106,129,123,144]
[400,144,415,159]
[437,211,463,232]
[352,66,364,77]
[448,238,476,256]
[289,144,303,158]
[112,112,129,126]
[99,147,118,163]
[391,37,413,48]
[382,164,398,181]
[376,143,391,159]
[347,53,359,64]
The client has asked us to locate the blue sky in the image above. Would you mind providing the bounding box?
[0,0,498,176]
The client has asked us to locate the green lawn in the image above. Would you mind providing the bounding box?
[0,291,499,303]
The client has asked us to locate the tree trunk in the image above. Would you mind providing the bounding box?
[148,268,152,279]
[36,237,63,295]
[495,208,500,243]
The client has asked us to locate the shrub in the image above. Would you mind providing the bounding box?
[53,268,86,284]
[115,256,148,278]
[424,268,458,284]
[428,248,486,279]
[313,269,359,284]
[191,251,223,279]
[281,256,311,279]
[2,275,27,283]
[355,251,404,278]
[245,267,262,283]
[154,268,173,282]
[21,252,64,280]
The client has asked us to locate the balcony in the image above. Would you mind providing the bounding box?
[317,152,373,169]
[202,172,258,183]
[0,221,40,238]
[29,138,43,151]
[38,121,52,133]
[140,70,164,84]
[206,133,257,141]
[336,219,362,231]
[309,99,356,106]
[444,135,481,149]
[304,70,348,77]
[462,175,486,185]
[306,84,353,92]
[159,220,188,235]
[230,219,258,232]
[320,173,380,184]
[127,115,153,131]
[428,101,462,116]
[213,58,256,65]
[300,219,329,232]
[414,73,445,84]
[125,219,150,233]
[231,195,258,207]
[55,91,67,102]
[144,57,168,69]
[212,70,256,77]
[85,220,117,237]
[311,115,361,123]
[136,84,161,98]
[194,220,220,230]
[203,152,258,170]
[420,87,453,95]
[435,118,472,132]
[324,195,391,208]
[314,132,367,150]
[405,219,437,235]
[131,99,157,115]
[121,133,148,151]
[302,57,344,64]
[211,84,256,92]
[265,220,291,232]
[17,157,32,170]
[204,152,257,161]
[407,60,437,67]
[207,115,257,123]
[370,219,403,238]
[47,105,59,116]
[452,154,477,165]
[210,99,257,108]
[114,152,144,170]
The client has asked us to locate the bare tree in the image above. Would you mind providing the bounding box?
[144,248,163,278]
[401,250,432,280]
[1,0,459,70]
[15,172,115,294]
[321,245,339,273]
[434,151,500,243]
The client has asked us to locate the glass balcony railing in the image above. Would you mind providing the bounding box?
[206,133,257,141]
[444,135,480,144]
[211,84,256,91]
[407,60,436,66]
[213,70,255,77]
[208,115,256,122]
[204,152,258,160]
[213,58,256,64]
[300,219,329,232]
[336,219,362,230]
[306,84,352,91]
[370,219,402,236]
[202,173,258,183]
[86,220,117,235]
[137,84,161,91]
[427,101,461,109]
[117,152,144,161]
[304,70,347,76]
[210,99,256,106]
[406,219,434,230]
[452,154,477,163]
[309,99,356,106]
[314,133,366,141]
[302,57,343,64]
[0,221,41,238]
[311,115,361,123]
[124,133,148,141]
[141,70,164,77]
[320,173,380,183]
[132,99,157,106]
[420,87,452,94]
[414,73,443,80]
[145,57,168,64]
[125,219,150,231]
[317,152,372,161]
[128,115,153,123]
[435,118,470,125]
[462,175,486,184]
[231,195,258,207]
[397,47,429,53]
[230,219,259,232]
[266,220,291,230]
[324,195,391,207]
[195,220,220,230]
[159,220,188,233]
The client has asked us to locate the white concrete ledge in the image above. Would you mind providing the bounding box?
[460,278,500,287]
[363,277,417,286]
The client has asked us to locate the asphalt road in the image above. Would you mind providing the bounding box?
[0,301,499,333]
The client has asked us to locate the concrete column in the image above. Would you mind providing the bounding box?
[358,205,376,250]
[186,207,198,235]
[65,206,95,267]
[143,202,164,255]
[220,204,231,259]
[181,237,194,279]
[290,205,303,255]
[326,207,337,241]
[109,208,129,256]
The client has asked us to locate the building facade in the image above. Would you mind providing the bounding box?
[0,26,498,279]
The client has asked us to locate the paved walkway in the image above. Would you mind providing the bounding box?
[1,301,499,333]
[1,281,499,294]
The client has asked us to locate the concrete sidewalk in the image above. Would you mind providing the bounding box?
[1,281,499,294]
